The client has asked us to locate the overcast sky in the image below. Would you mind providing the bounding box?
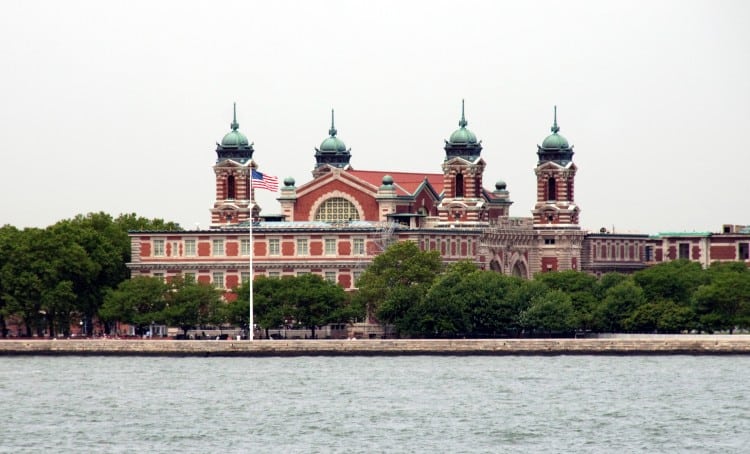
[1,0,748,234]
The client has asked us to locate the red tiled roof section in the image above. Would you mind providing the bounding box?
[348,170,444,196]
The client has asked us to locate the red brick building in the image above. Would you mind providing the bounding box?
[127,103,748,292]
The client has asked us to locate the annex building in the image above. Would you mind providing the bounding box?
[127,104,750,292]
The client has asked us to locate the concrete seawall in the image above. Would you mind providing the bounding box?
[2,336,750,356]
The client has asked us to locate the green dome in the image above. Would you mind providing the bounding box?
[449,126,478,145]
[221,130,249,147]
[319,135,347,152]
[540,106,569,150]
[448,100,477,145]
[220,103,250,148]
[541,131,569,149]
[318,109,348,152]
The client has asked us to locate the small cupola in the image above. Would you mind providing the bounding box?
[444,100,483,161]
[315,109,352,169]
[537,106,574,165]
[216,103,254,163]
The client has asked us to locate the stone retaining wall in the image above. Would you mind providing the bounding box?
[2,337,750,356]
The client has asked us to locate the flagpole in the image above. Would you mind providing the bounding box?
[249,169,254,341]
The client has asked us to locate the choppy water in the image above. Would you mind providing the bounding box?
[1,355,748,453]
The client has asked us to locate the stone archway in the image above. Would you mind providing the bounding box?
[489,259,502,273]
[511,260,528,279]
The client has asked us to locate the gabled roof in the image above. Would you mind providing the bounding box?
[347,170,444,197]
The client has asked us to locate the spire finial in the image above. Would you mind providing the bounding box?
[459,99,468,128]
[329,108,337,137]
[551,105,560,134]
[230,102,239,131]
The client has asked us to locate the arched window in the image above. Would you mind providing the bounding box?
[227,175,236,199]
[314,197,360,222]
[547,177,556,200]
[455,173,464,197]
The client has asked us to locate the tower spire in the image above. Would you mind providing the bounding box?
[551,105,559,134]
[329,109,337,137]
[459,99,467,128]
[231,102,239,131]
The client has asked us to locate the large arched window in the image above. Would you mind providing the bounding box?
[455,173,464,197]
[227,176,236,199]
[547,177,557,201]
[314,197,360,222]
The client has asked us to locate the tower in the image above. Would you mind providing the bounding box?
[532,106,580,227]
[531,106,583,273]
[210,103,258,226]
[437,100,488,222]
[313,109,351,178]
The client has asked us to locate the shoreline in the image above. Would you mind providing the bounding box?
[2,336,750,356]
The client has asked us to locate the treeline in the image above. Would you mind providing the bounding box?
[354,242,750,337]
[3,219,749,339]
[102,273,355,339]
[0,212,180,337]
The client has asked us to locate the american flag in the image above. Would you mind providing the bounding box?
[251,169,279,192]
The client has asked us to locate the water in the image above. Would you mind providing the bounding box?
[1,355,748,453]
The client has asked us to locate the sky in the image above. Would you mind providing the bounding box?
[1,0,748,234]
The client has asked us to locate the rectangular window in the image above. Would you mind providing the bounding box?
[678,243,690,260]
[183,272,196,282]
[325,239,337,255]
[268,239,280,256]
[645,246,654,261]
[353,238,365,255]
[268,271,280,278]
[324,271,336,283]
[184,239,196,257]
[241,272,250,283]
[297,271,309,276]
[353,270,363,286]
[212,272,224,289]
[241,239,251,256]
[544,238,556,245]
[153,239,165,257]
[213,239,225,256]
[739,243,749,260]
[153,272,164,282]
[171,242,178,257]
[297,239,309,256]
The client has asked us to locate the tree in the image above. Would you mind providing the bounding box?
[163,276,223,337]
[595,280,647,332]
[229,277,289,338]
[519,289,578,336]
[100,276,168,335]
[535,270,598,331]
[285,274,349,339]
[354,241,442,331]
[693,262,750,333]
[416,262,525,337]
[633,260,706,306]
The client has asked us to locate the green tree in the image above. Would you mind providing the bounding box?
[596,280,647,332]
[693,262,750,333]
[229,277,289,338]
[100,276,168,335]
[163,276,223,337]
[535,270,598,331]
[519,289,578,336]
[354,241,442,331]
[285,274,349,339]
[416,262,525,337]
[633,260,706,306]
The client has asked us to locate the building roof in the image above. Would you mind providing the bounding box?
[347,169,444,196]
